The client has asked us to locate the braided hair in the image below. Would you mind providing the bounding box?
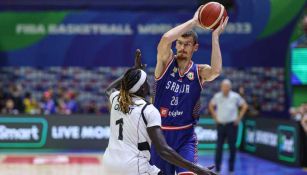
[119,68,149,114]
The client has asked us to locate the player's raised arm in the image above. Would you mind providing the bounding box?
[105,49,145,99]
[199,17,228,82]
[147,126,216,175]
[155,7,202,78]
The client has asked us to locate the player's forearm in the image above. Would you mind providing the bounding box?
[148,127,204,174]
[210,34,222,76]
[162,19,197,43]
[158,146,202,173]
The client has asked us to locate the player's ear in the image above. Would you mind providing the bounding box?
[194,43,199,52]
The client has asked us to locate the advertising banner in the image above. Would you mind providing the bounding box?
[0,115,109,152]
[0,115,241,152]
[0,0,305,67]
[242,117,302,166]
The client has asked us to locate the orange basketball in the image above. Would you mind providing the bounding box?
[198,2,228,30]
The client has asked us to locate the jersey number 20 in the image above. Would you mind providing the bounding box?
[116,118,124,140]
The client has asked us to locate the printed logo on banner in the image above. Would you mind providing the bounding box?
[277,125,297,163]
[244,120,257,152]
[51,126,110,140]
[0,117,48,148]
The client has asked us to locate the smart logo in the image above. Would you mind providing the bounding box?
[0,117,48,148]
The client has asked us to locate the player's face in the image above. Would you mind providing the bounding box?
[175,36,198,60]
[221,83,231,95]
[135,79,150,99]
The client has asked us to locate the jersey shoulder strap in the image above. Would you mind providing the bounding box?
[138,102,151,152]
[141,102,150,126]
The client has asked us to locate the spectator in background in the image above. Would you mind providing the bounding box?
[8,83,24,113]
[0,88,7,112]
[86,100,98,114]
[238,85,245,99]
[23,92,40,114]
[64,91,78,114]
[247,94,261,117]
[209,79,248,174]
[54,86,66,107]
[57,90,78,115]
[1,98,19,115]
[41,90,56,115]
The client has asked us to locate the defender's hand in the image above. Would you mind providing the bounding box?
[134,49,146,70]
[195,164,217,175]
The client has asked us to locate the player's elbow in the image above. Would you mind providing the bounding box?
[206,70,221,82]
[211,69,222,80]
[157,35,171,53]
[160,34,172,43]
[212,68,222,77]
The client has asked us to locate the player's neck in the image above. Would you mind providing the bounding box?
[131,94,145,100]
[177,58,191,73]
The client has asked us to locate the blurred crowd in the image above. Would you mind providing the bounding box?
[238,85,261,117]
[0,83,103,115]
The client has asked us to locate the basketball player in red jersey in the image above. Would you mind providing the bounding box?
[151,6,229,175]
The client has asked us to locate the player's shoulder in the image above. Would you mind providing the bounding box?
[143,103,157,112]
[142,103,159,115]
[109,91,120,103]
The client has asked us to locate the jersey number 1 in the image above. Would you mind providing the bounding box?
[116,118,124,140]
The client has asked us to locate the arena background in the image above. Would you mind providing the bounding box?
[0,0,306,175]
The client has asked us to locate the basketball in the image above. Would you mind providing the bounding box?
[198,2,228,30]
